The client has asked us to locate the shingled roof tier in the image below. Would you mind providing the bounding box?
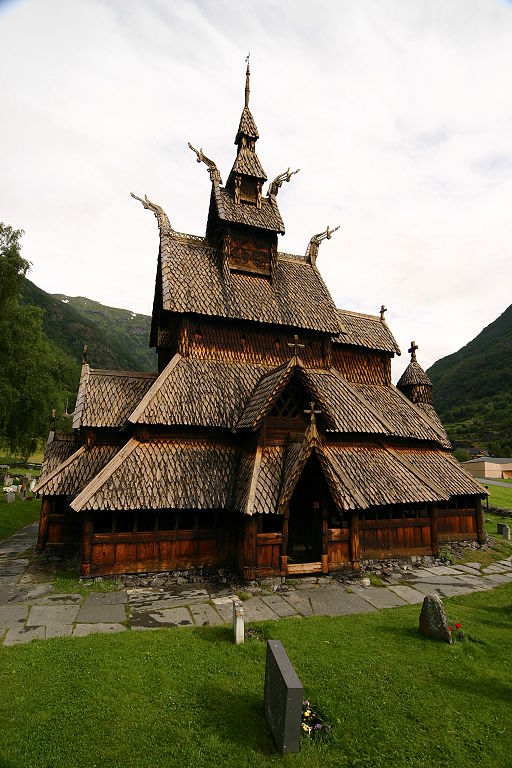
[129,355,268,429]
[235,105,259,142]
[334,309,401,354]
[230,147,267,179]
[71,438,238,512]
[40,432,78,482]
[73,367,157,429]
[34,444,121,497]
[212,186,284,232]
[158,232,340,333]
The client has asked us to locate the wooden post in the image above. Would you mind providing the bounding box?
[80,513,93,577]
[350,511,360,571]
[280,506,289,577]
[36,497,50,551]
[321,507,328,574]
[243,516,257,581]
[430,502,439,556]
[475,497,485,544]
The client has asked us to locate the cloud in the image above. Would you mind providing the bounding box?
[0,0,511,378]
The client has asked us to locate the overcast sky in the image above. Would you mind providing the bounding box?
[1,0,511,380]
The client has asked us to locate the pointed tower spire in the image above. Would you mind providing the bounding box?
[245,53,250,107]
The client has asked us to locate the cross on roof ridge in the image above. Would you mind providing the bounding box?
[408,340,418,362]
[287,334,305,361]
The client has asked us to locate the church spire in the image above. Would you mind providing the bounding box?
[245,54,250,108]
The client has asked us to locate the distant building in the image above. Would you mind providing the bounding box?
[462,457,512,479]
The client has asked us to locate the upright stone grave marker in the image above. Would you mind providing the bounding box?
[264,639,303,753]
[503,524,511,541]
[232,600,244,645]
[5,492,15,504]
[419,594,451,643]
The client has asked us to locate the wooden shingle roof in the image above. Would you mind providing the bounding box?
[34,444,120,497]
[73,366,157,429]
[158,232,340,333]
[213,187,284,232]
[335,310,400,355]
[70,438,238,512]
[129,355,268,429]
[397,360,432,387]
[235,106,259,142]
[40,432,77,482]
[230,147,267,179]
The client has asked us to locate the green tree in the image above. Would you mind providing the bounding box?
[453,448,471,463]
[0,223,75,458]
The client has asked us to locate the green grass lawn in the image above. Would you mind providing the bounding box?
[483,483,512,510]
[0,497,41,541]
[1,585,511,768]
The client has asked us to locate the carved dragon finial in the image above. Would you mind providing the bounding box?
[267,167,300,198]
[306,225,340,265]
[130,193,172,235]
[187,142,222,185]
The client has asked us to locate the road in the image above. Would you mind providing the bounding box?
[477,478,512,489]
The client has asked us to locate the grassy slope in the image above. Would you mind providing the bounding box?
[427,304,512,449]
[22,279,156,373]
[485,484,512,511]
[0,585,511,768]
[0,497,41,540]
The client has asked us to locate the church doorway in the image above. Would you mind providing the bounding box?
[286,454,328,567]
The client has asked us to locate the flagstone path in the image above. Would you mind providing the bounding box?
[1,523,511,646]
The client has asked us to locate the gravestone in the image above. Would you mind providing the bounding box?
[232,600,244,645]
[419,594,451,643]
[5,492,15,503]
[264,639,303,753]
[497,522,506,535]
[502,525,511,541]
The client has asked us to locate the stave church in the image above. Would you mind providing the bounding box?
[35,63,486,580]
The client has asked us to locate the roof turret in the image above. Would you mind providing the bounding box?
[397,341,433,404]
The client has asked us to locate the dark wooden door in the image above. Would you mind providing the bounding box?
[287,456,324,563]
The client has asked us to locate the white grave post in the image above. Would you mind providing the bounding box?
[232,600,244,645]
[503,525,511,541]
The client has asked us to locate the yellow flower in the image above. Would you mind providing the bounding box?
[301,723,308,731]
[305,710,311,717]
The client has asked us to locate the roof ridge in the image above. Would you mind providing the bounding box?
[70,438,139,512]
[245,444,263,515]
[89,370,158,378]
[337,308,381,321]
[128,353,182,424]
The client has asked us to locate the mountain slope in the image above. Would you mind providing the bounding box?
[427,304,512,451]
[22,280,157,372]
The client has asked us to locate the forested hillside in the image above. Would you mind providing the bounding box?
[427,304,512,453]
[22,281,156,373]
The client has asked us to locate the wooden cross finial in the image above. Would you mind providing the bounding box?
[408,341,418,362]
[304,401,321,420]
[50,408,56,431]
[82,344,88,365]
[287,334,305,361]
[380,305,387,321]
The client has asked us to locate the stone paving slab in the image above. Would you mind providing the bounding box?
[484,573,512,585]
[34,593,82,605]
[189,603,224,626]
[282,591,313,617]
[453,564,486,576]
[82,590,128,605]
[351,586,407,609]
[145,607,193,626]
[27,604,80,626]
[387,585,425,604]
[239,597,279,622]
[46,623,74,639]
[76,600,126,624]
[4,625,45,645]
[261,594,298,617]
[210,598,235,623]
[73,623,126,637]
[435,584,474,597]
[424,565,465,576]
[0,604,29,626]
[310,589,376,617]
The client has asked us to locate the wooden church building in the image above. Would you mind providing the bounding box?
[35,64,486,580]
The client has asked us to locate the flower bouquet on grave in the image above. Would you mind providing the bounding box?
[448,622,465,642]
[301,699,332,740]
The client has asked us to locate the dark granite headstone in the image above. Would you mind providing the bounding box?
[264,639,303,753]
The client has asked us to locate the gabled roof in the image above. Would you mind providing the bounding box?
[71,438,238,512]
[158,231,341,333]
[34,443,120,497]
[212,186,284,232]
[334,309,401,355]
[40,431,77,482]
[73,365,157,429]
[128,354,268,429]
[234,444,285,515]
